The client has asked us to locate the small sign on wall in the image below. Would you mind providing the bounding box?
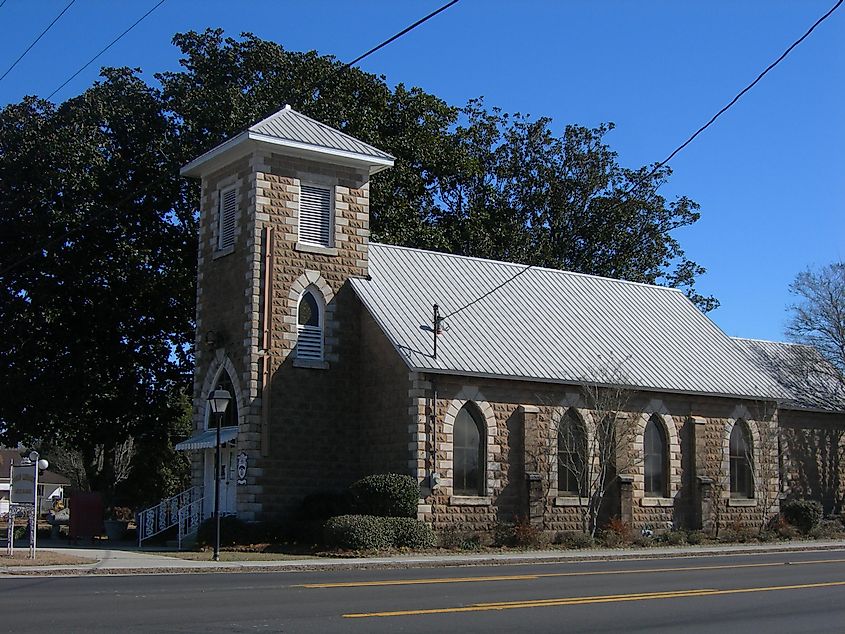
[236,451,248,485]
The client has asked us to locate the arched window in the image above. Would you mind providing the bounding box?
[558,410,586,496]
[297,289,323,360]
[730,422,754,498]
[208,370,238,429]
[454,404,485,496]
[643,416,667,497]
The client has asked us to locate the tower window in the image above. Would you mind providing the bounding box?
[217,186,237,250]
[296,289,323,360]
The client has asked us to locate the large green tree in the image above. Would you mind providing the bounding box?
[0,29,716,503]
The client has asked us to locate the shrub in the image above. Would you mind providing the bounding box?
[600,517,632,547]
[324,515,392,550]
[438,527,485,551]
[493,521,516,547]
[632,535,654,548]
[383,517,436,549]
[663,530,687,546]
[554,530,594,549]
[686,530,705,545]
[196,515,251,547]
[301,492,350,521]
[810,519,843,539]
[782,499,823,534]
[348,474,419,518]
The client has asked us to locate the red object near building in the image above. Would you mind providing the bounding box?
[68,493,103,542]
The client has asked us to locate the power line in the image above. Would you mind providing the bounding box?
[0,1,9,11]
[0,0,462,279]
[0,0,76,84]
[441,0,843,324]
[47,0,167,101]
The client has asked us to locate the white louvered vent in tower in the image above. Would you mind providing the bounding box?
[217,186,237,250]
[299,184,333,247]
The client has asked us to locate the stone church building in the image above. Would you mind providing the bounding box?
[175,105,845,534]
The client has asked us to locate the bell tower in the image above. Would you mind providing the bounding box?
[180,106,394,519]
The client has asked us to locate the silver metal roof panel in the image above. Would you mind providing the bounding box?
[250,105,395,161]
[351,244,788,400]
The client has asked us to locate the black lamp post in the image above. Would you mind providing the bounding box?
[207,387,231,562]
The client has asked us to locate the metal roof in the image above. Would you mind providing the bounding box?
[175,427,238,451]
[733,338,845,412]
[250,105,395,161]
[351,244,788,400]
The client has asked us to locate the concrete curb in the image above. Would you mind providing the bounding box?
[2,540,844,577]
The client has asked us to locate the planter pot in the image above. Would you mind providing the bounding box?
[104,519,128,541]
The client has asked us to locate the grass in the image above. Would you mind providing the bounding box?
[0,551,96,567]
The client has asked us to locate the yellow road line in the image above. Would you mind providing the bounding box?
[301,557,845,588]
[343,580,845,618]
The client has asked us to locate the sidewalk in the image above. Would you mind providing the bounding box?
[2,539,844,576]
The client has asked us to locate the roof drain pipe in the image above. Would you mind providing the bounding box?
[429,373,440,493]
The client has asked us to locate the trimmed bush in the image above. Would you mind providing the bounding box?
[782,499,823,534]
[196,515,251,547]
[348,473,419,518]
[301,492,350,521]
[383,517,437,549]
[686,530,705,545]
[323,515,392,550]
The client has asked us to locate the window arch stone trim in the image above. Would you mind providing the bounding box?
[550,406,595,501]
[441,387,498,498]
[633,400,681,501]
[200,351,246,432]
[722,417,762,502]
[287,270,334,365]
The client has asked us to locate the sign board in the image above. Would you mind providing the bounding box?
[10,467,35,504]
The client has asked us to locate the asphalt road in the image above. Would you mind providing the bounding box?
[2,549,845,633]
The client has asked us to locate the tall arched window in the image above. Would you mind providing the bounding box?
[643,416,667,497]
[208,370,238,429]
[558,410,586,496]
[730,422,754,498]
[454,404,485,496]
[297,289,323,360]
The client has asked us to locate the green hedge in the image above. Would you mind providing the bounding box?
[348,474,419,518]
[196,515,250,547]
[782,499,823,534]
[323,514,435,550]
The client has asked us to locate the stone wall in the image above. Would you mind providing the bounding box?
[414,376,784,534]
[779,408,845,516]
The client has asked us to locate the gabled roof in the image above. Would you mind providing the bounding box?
[250,106,395,161]
[181,105,395,178]
[351,243,788,400]
[733,337,845,412]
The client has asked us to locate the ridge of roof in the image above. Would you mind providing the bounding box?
[368,242,686,295]
[732,336,809,348]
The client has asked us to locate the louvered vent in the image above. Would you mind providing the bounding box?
[299,184,332,246]
[218,187,237,249]
[297,324,323,360]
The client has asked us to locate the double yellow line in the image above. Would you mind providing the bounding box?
[343,580,845,618]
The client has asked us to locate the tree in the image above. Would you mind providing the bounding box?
[1,28,716,504]
[787,262,845,380]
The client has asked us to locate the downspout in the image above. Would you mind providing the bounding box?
[429,373,439,491]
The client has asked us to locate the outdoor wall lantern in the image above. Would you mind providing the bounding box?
[207,388,231,562]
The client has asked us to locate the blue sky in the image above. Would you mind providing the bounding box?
[1,1,842,342]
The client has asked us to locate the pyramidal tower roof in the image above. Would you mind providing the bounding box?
[181,105,394,178]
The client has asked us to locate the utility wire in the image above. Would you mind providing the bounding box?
[441,0,843,324]
[0,1,9,11]
[47,0,167,101]
[0,0,76,84]
[0,0,462,279]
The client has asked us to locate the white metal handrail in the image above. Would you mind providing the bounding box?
[176,495,207,550]
[137,486,203,547]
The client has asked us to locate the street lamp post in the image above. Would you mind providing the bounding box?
[207,388,231,562]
